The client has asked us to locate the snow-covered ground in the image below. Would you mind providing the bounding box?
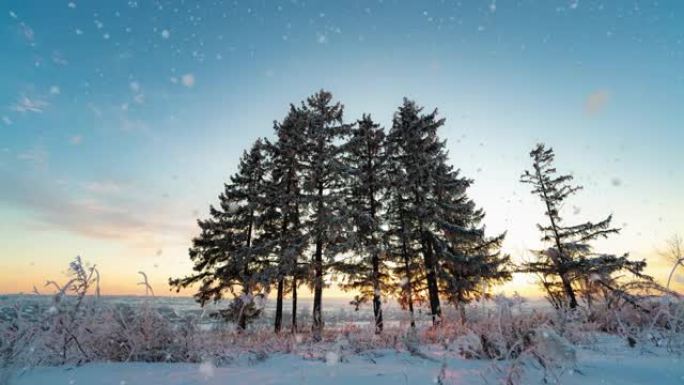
[11,339,684,385]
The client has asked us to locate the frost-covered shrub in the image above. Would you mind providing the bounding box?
[0,302,43,384]
[0,258,210,372]
[453,331,482,359]
[88,301,179,362]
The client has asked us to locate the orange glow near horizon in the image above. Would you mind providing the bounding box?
[2,246,681,301]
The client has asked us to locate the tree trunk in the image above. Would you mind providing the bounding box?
[312,183,325,341]
[312,239,323,341]
[560,271,579,309]
[238,209,255,331]
[535,166,579,310]
[372,250,383,334]
[422,232,441,325]
[291,275,298,333]
[274,277,284,333]
[238,300,247,331]
[402,239,415,328]
[367,138,383,334]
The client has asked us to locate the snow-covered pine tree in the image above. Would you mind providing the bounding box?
[520,143,652,310]
[384,140,422,327]
[386,99,508,325]
[169,139,270,330]
[299,90,350,341]
[335,114,391,333]
[261,106,308,333]
[431,164,512,323]
[385,99,454,324]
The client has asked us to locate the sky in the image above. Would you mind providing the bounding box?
[1,0,683,299]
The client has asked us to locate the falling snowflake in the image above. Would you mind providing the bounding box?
[316,33,327,44]
[69,135,83,145]
[161,29,170,39]
[181,73,195,87]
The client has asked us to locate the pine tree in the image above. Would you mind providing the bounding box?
[384,115,421,327]
[335,114,390,333]
[385,99,446,324]
[262,106,308,333]
[386,99,509,325]
[520,143,652,310]
[432,165,512,323]
[169,139,269,330]
[299,90,350,340]
[438,231,512,322]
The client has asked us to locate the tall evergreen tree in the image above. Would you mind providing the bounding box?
[386,99,508,325]
[262,106,308,333]
[520,143,651,310]
[169,139,269,330]
[385,117,421,327]
[336,114,391,333]
[385,99,446,324]
[300,90,349,340]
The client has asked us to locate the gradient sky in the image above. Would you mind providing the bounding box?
[1,0,683,298]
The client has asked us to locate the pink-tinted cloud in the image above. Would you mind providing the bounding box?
[0,174,196,251]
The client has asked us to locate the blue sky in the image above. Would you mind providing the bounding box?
[1,0,683,295]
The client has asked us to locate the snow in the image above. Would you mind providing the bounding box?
[197,360,215,379]
[181,73,195,87]
[11,343,684,385]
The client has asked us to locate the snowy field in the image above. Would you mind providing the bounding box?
[12,338,684,385]
[3,294,684,385]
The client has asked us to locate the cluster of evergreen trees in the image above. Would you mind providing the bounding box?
[170,90,652,336]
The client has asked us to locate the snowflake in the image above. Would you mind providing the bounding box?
[181,73,195,87]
